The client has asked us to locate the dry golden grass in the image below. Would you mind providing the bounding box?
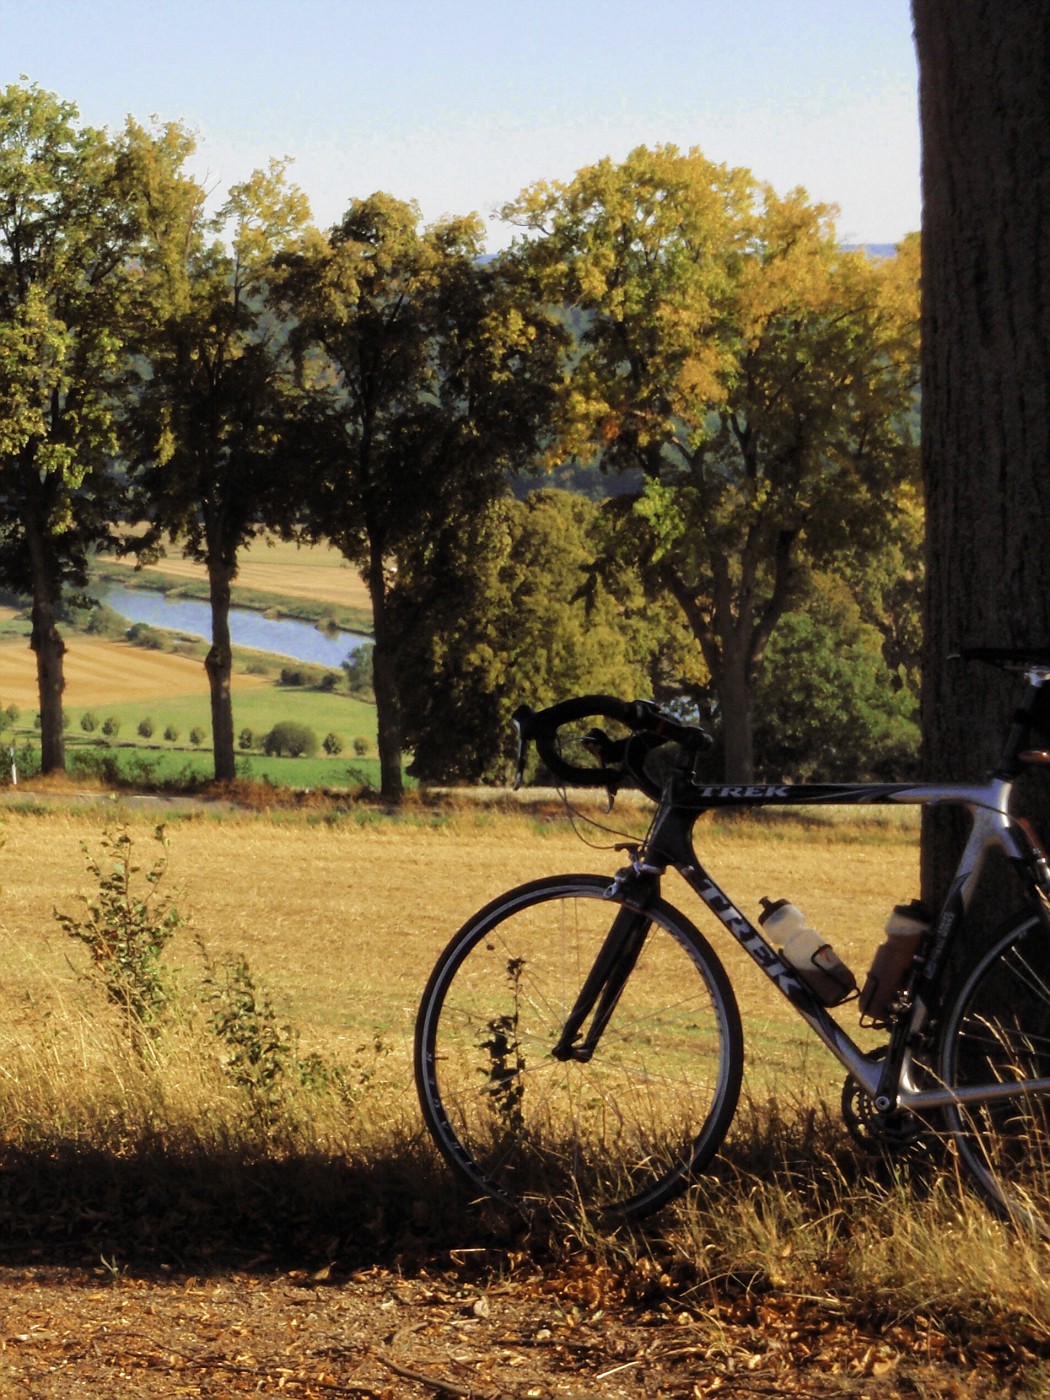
[101,534,372,611]
[6,802,1050,1389]
[0,637,269,709]
[0,803,917,1103]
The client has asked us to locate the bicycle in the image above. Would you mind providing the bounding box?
[414,647,1050,1228]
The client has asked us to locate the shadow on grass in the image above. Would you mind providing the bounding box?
[0,1097,955,1282]
[0,1137,509,1278]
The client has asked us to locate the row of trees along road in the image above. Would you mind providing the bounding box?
[0,82,921,797]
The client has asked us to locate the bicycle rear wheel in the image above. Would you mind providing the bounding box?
[415,874,743,1220]
[939,911,1050,1230]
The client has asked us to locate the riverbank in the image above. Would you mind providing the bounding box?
[93,543,374,638]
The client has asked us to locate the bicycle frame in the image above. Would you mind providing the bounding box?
[607,770,1050,1116]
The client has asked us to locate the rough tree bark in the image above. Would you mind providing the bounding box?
[914,1,1050,911]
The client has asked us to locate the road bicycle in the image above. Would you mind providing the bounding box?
[414,647,1050,1228]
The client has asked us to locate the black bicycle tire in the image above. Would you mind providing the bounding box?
[414,873,743,1219]
[938,909,1050,1229]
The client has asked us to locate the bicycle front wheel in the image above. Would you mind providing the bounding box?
[939,911,1050,1229]
[415,874,742,1219]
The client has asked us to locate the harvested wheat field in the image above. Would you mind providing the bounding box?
[0,637,267,710]
[101,534,372,613]
[0,800,1045,1397]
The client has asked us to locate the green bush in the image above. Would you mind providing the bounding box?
[238,727,255,751]
[80,711,99,733]
[102,715,121,738]
[138,716,154,739]
[53,825,183,1054]
[322,731,344,755]
[262,720,320,758]
[163,723,179,743]
[189,726,206,746]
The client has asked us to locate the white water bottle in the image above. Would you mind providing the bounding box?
[859,899,929,1025]
[758,897,857,1006]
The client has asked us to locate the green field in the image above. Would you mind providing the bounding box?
[10,682,386,791]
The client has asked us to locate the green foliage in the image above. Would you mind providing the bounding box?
[198,944,381,1127]
[342,644,374,695]
[263,720,319,757]
[80,711,98,733]
[200,951,295,1122]
[122,123,313,783]
[53,825,183,1051]
[137,716,154,739]
[102,715,120,737]
[396,489,698,783]
[238,727,255,751]
[0,82,153,771]
[163,723,179,742]
[753,577,920,781]
[279,193,563,802]
[505,145,920,778]
[322,731,344,755]
[189,725,206,746]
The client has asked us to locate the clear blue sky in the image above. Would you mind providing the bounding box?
[3,0,919,249]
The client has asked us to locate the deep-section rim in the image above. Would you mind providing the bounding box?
[939,910,1050,1230]
[414,873,743,1219]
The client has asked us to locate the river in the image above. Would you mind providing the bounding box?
[101,583,369,669]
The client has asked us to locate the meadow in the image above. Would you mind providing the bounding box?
[1,797,1049,1392]
[1,800,1049,1394]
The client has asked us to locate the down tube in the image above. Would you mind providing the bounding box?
[675,862,881,1096]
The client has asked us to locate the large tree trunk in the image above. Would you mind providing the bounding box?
[914,1,1050,910]
[23,481,66,774]
[205,558,237,784]
[718,646,755,784]
[367,546,404,805]
[30,595,66,774]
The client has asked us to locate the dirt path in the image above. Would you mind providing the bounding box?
[0,1257,991,1400]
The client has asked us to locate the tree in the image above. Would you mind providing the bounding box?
[913,2,1050,909]
[505,146,921,780]
[752,574,919,781]
[0,84,143,771]
[124,126,312,782]
[396,489,703,784]
[280,194,561,802]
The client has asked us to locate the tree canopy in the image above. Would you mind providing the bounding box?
[279,193,563,800]
[124,127,313,781]
[504,145,921,780]
[0,83,148,770]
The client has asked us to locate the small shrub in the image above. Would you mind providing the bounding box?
[263,721,319,758]
[238,727,255,751]
[137,716,154,739]
[353,736,371,757]
[5,702,20,725]
[127,622,165,650]
[80,711,99,733]
[163,723,179,743]
[320,671,339,692]
[343,643,374,694]
[102,715,121,738]
[322,731,344,756]
[200,950,294,1122]
[189,725,206,746]
[279,667,306,687]
[53,825,183,1055]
